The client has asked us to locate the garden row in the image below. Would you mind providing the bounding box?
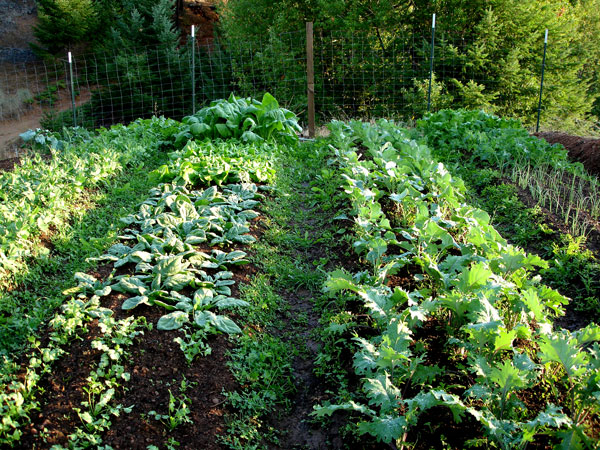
[0,93,303,448]
[417,110,600,322]
[314,119,600,448]
[2,97,599,448]
[0,119,178,289]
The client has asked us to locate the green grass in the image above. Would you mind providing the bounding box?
[219,140,347,448]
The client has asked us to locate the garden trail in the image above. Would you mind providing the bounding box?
[0,87,91,161]
[268,178,344,449]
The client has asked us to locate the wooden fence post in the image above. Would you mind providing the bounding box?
[306,22,315,138]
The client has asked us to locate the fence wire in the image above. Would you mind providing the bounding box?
[0,26,596,133]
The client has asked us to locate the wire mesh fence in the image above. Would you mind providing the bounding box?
[0,24,596,133]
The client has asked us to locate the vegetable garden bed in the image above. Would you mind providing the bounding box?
[1,99,598,449]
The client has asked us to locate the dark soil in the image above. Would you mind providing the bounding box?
[505,175,600,256]
[18,320,104,448]
[0,155,20,172]
[15,224,257,449]
[270,288,344,450]
[17,289,237,450]
[535,132,600,177]
[102,303,235,450]
[263,182,348,449]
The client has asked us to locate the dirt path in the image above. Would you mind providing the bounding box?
[0,88,91,160]
[252,156,348,449]
[273,286,343,450]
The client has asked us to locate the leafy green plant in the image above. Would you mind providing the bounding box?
[174,93,301,147]
[147,390,193,431]
[1,117,177,288]
[418,109,600,317]
[174,329,212,364]
[33,81,66,107]
[313,119,600,448]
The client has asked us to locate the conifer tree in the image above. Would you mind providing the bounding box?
[31,0,97,56]
[217,0,600,130]
[89,0,191,125]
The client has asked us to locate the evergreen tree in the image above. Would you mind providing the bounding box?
[31,0,98,56]
[217,0,600,130]
[88,0,194,125]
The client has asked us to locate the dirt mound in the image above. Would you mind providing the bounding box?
[0,0,37,51]
[535,132,600,176]
[179,0,219,46]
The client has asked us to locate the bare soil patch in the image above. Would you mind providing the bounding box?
[0,81,92,161]
[535,132,600,177]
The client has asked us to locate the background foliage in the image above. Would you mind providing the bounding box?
[217,0,600,130]
[27,0,600,131]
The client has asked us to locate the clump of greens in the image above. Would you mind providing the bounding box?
[150,139,277,187]
[313,119,600,449]
[0,117,178,288]
[174,93,302,147]
[418,109,574,171]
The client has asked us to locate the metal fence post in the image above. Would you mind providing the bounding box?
[306,21,315,138]
[191,25,196,114]
[427,13,436,113]
[68,52,76,126]
[536,29,548,133]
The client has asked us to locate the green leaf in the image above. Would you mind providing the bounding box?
[489,360,527,392]
[114,277,147,295]
[522,288,546,321]
[79,411,94,424]
[363,373,401,412]
[261,92,280,111]
[538,333,587,378]
[324,269,357,293]
[157,311,189,331]
[190,122,211,137]
[312,401,374,418]
[96,388,115,413]
[493,328,517,353]
[211,313,242,334]
[74,272,98,286]
[194,310,242,334]
[555,429,585,450]
[122,295,150,310]
[574,324,600,346]
[358,287,393,320]
[215,123,232,138]
[366,237,387,268]
[455,262,492,292]
[357,414,407,444]
[214,297,249,309]
[163,273,194,291]
[241,131,263,143]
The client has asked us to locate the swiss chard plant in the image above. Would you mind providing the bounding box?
[173,93,302,147]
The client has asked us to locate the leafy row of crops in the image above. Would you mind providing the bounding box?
[0,94,301,448]
[314,120,600,448]
[2,97,599,448]
[0,118,179,288]
[417,110,600,318]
